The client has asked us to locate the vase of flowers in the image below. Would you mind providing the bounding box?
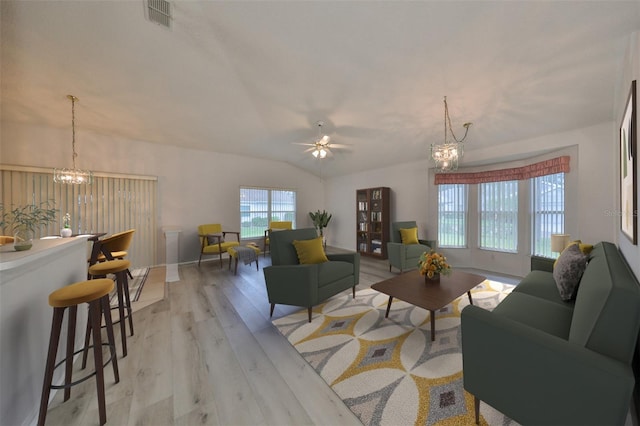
[61,213,72,237]
[419,250,451,283]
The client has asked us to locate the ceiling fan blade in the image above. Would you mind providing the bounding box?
[328,143,350,149]
[292,142,316,146]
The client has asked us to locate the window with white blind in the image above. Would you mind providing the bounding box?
[0,165,157,268]
[240,187,296,239]
[438,184,467,248]
[531,173,565,258]
[479,180,518,252]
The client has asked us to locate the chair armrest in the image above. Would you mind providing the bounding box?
[461,305,635,425]
[199,233,221,249]
[327,253,360,285]
[418,239,436,249]
[223,231,240,242]
[263,265,319,305]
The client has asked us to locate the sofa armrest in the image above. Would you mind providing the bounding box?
[530,255,554,272]
[327,253,360,285]
[461,305,634,425]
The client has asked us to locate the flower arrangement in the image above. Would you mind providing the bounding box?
[418,250,452,278]
[63,213,71,229]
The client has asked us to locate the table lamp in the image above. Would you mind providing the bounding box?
[550,234,571,256]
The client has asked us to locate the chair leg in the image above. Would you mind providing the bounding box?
[270,303,275,318]
[389,264,392,272]
[255,257,259,271]
[474,396,480,425]
[307,307,312,323]
[352,286,356,298]
[234,257,238,275]
[38,308,65,426]
[219,252,224,269]
[198,252,203,267]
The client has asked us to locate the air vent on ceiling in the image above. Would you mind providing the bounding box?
[147,0,171,29]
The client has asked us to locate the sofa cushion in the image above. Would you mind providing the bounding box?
[293,237,328,264]
[399,227,419,244]
[513,270,574,307]
[492,292,573,339]
[317,261,354,287]
[553,243,589,301]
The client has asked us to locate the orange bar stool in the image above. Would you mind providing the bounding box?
[38,279,119,426]
[86,259,134,358]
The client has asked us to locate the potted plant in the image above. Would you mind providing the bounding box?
[309,209,332,245]
[61,213,73,238]
[0,201,58,251]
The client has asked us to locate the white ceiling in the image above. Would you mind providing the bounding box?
[2,1,639,177]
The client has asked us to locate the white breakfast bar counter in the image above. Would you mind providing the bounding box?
[0,237,89,426]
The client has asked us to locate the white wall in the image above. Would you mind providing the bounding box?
[1,121,324,265]
[617,31,640,278]
[325,122,616,278]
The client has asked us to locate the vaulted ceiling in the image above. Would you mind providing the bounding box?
[2,1,639,177]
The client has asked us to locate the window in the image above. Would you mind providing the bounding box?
[240,187,296,239]
[479,181,518,252]
[438,184,467,247]
[531,173,565,257]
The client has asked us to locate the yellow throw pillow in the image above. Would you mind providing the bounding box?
[292,237,329,264]
[553,240,593,268]
[399,227,419,245]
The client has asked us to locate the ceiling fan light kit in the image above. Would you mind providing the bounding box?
[431,96,472,172]
[312,121,330,159]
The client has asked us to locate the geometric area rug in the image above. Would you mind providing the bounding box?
[273,280,519,426]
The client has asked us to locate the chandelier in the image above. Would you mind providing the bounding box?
[430,96,472,172]
[53,95,93,184]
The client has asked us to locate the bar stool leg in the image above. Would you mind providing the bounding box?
[90,298,107,426]
[114,273,127,357]
[63,306,77,402]
[101,295,120,384]
[38,307,65,426]
[121,271,134,337]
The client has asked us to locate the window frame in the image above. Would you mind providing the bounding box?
[239,186,296,239]
[437,183,468,248]
[478,180,519,253]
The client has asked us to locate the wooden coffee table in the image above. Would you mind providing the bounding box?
[371,269,486,341]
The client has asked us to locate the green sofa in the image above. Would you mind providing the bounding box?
[461,241,640,425]
[387,221,435,273]
[263,228,360,322]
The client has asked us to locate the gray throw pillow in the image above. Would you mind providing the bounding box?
[553,243,589,301]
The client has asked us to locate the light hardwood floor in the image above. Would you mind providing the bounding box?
[42,250,523,426]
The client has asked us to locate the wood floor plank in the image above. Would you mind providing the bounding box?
[38,249,542,426]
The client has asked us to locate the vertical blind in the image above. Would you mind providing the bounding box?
[531,173,565,257]
[437,184,467,247]
[479,180,518,252]
[0,165,157,268]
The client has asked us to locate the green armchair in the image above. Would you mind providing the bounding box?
[387,221,434,273]
[263,228,360,322]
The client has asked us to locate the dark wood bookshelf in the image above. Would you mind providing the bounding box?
[356,187,390,259]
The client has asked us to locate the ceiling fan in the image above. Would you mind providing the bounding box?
[294,121,350,158]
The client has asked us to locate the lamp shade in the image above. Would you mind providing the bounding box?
[550,234,571,253]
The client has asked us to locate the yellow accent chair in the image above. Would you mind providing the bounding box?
[198,224,240,267]
[263,221,293,256]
